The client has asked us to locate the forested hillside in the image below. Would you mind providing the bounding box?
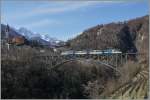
[68,15,149,54]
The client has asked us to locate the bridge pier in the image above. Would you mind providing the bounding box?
[110,54,114,65]
[120,54,122,65]
[125,54,128,63]
[115,54,117,76]
[98,55,100,60]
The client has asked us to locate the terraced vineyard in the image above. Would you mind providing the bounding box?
[109,61,148,99]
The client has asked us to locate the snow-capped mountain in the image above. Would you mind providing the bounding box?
[18,27,37,39]
[17,27,65,47]
[1,24,66,48]
[41,34,56,42]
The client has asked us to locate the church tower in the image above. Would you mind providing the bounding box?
[5,24,10,50]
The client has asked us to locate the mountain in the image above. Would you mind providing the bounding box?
[1,24,23,40]
[18,27,64,47]
[1,25,65,48]
[17,27,35,39]
[67,15,149,54]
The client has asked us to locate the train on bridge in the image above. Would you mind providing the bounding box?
[61,49,122,56]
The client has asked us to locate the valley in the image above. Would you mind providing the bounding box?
[1,15,149,99]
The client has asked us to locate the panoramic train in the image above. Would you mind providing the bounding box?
[61,49,122,56]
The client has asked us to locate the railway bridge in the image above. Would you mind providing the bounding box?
[33,49,143,70]
[60,49,139,67]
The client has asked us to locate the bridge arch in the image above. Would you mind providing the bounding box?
[51,58,122,76]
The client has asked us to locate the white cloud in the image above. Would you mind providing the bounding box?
[22,19,61,29]
[8,1,121,20]
[33,1,101,14]
[2,0,125,29]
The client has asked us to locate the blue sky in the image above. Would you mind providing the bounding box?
[1,0,149,41]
